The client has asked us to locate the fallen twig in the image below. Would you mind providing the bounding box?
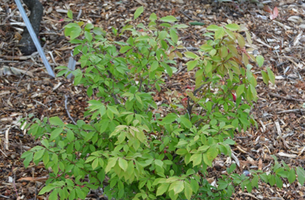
[269,92,304,102]
[277,109,305,114]
[0,52,39,60]
[64,95,77,125]
[179,10,193,20]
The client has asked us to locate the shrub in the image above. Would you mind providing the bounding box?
[21,7,305,200]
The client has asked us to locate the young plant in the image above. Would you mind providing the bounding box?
[20,6,305,200]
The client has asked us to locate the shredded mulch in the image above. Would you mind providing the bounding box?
[1,0,305,199]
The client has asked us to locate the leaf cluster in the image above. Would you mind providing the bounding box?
[20,6,304,200]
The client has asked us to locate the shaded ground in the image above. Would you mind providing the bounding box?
[1,0,305,199]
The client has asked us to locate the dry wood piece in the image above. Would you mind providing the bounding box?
[269,92,304,102]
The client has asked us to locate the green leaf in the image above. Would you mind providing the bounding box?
[149,13,157,22]
[236,84,245,98]
[206,145,218,163]
[119,158,128,171]
[256,55,264,67]
[236,33,245,48]
[92,158,99,170]
[288,169,296,184]
[108,105,119,115]
[135,94,143,107]
[110,125,127,137]
[246,181,252,193]
[155,159,164,168]
[189,21,205,26]
[190,153,202,167]
[64,23,82,40]
[43,151,49,166]
[84,31,92,42]
[107,109,113,120]
[190,179,199,193]
[75,187,87,199]
[134,6,144,20]
[223,138,235,145]
[186,60,198,71]
[215,27,225,39]
[267,67,275,84]
[184,181,193,200]
[275,175,283,189]
[48,189,58,200]
[150,60,159,71]
[156,183,169,196]
[162,62,173,77]
[173,24,189,29]
[49,117,64,127]
[50,128,63,141]
[162,113,177,124]
[85,156,95,163]
[158,31,167,40]
[251,175,259,188]
[160,16,178,23]
[227,163,236,174]
[173,181,184,195]
[170,29,178,44]
[268,174,276,186]
[184,51,198,59]
[207,25,220,31]
[186,169,195,176]
[203,153,212,166]
[105,157,117,173]
[225,29,236,40]
[66,129,74,142]
[22,151,33,168]
[297,167,305,185]
[209,49,216,56]
[67,10,73,19]
[33,149,45,162]
[260,174,268,183]
[84,23,94,30]
[120,46,132,53]
[39,184,57,194]
[225,23,240,31]
[180,116,192,129]
[136,129,147,144]
[41,139,49,148]
[261,70,269,85]
[72,69,82,85]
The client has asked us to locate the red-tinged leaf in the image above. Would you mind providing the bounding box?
[263,5,272,14]
[270,7,279,20]
[182,97,188,102]
[231,93,236,101]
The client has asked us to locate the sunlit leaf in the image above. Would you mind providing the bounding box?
[267,67,275,84]
[225,24,239,31]
[134,6,144,20]
[119,158,128,171]
[261,70,269,84]
[184,51,199,59]
[256,55,264,67]
[186,60,198,71]
[184,181,193,200]
[297,167,305,185]
[156,183,169,196]
[160,16,178,23]
[288,169,296,184]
